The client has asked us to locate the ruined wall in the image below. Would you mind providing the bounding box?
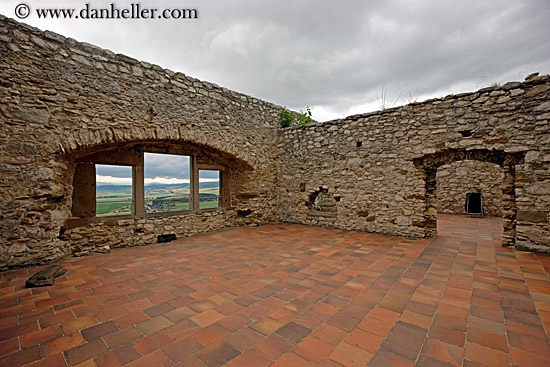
[278,75,550,251]
[437,160,503,216]
[1,16,550,270]
[0,16,281,269]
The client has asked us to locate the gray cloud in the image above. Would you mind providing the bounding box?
[144,153,190,179]
[1,0,549,120]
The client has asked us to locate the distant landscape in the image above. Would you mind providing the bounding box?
[96,182,220,216]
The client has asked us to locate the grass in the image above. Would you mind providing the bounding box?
[199,200,219,209]
[96,201,131,216]
[96,185,219,215]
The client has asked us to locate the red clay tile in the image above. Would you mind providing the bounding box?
[239,303,269,320]
[0,321,39,341]
[327,313,360,332]
[94,305,129,323]
[269,307,299,323]
[166,319,201,340]
[469,305,504,322]
[312,323,349,345]
[368,306,401,323]
[0,338,19,357]
[275,321,312,343]
[42,332,85,357]
[133,330,174,355]
[416,354,456,367]
[162,336,203,363]
[103,326,143,349]
[381,332,424,360]
[271,351,316,367]
[465,342,509,367]
[24,353,67,367]
[507,330,550,356]
[35,295,67,309]
[126,349,173,367]
[217,313,250,331]
[64,338,109,365]
[225,348,272,367]
[190,309,224,328]
[224,327,263,351]
[506,319,548,339]
[509,346,550,367]
[329,342,373,366]
[20,325,62,348]
[195,341,240,367]
[467,316,506,336]
[135,315,173,335]
[81,320,119,341]
[113,344,144,365]
[114,310,149,329]
[345,329,384,354]
[255,333,293,359]
[466,328,508,352]
[293,336,333,364]
[0,346,42,366]
[428,325,465,347]
[94,350,123,367]
[422,338,463,366]
[193,324,230,346]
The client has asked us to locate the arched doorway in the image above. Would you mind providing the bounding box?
[413,149,524,247]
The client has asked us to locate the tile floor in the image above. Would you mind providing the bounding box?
[1,214,549,366]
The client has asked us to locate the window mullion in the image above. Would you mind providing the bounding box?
[191,154,199,212]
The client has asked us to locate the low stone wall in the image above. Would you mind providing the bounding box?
[437,160,503,216]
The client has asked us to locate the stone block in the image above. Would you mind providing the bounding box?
[517,211,547,223]
[26,265,67,287]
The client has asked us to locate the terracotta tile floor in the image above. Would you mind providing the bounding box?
[1,214,550,366]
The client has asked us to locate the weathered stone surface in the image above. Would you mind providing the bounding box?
[517,211,548,223]
[25,265,66,287]
[437,161,503,217]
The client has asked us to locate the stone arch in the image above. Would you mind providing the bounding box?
[413,148,524,246]
[64,138,253,221]
[64,138,253,170]
[55,127,258,171]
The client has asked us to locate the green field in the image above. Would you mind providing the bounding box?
[199,200,219,209]
[96,201,132,216]
[96,184,219,216]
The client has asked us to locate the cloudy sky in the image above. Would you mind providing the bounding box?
[1,0,549,122]
[3,0,547,185]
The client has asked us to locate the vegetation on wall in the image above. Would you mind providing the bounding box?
[281,107,314,128]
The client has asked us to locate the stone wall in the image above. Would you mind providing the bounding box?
[1,16,549,270]
[0,16,282,270]
[437,160,503,216]
[278,75,550,251]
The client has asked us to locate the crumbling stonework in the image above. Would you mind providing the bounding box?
[278,80,549,250]
[0,16,281,269]
[437,160,503,217]
[1,16,549,270]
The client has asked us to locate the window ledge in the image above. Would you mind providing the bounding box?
[145,210,192,218]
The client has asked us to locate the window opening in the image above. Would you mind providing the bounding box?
[96,164,133,216]
[144,153,191,213]
[198,170,220,209]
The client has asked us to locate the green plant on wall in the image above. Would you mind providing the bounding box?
[281,106,314,128]
[297,107,313,128]
[281,108,294,127]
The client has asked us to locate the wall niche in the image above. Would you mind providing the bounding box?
[308,187,338,216]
